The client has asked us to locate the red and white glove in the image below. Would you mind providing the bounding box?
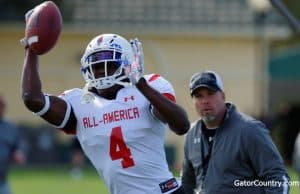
[128,38,144,85]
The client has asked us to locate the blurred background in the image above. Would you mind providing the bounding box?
[0,0,300,193]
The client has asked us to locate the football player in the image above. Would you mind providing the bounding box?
[21,33,190,194]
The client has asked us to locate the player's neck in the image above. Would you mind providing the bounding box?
[96,85,123,100]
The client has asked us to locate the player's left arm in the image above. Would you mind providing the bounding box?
[136,78,190,135]
[128,39,189,135]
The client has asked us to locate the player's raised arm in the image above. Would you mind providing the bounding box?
[137,78,190,135]
[21,49,73,128]
[21,49,44,112]
[128,39,190,135]
[20,3,76,131]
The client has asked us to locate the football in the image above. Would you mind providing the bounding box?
[24,1,62,55]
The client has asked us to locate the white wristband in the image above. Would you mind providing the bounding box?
[34,94,50,116]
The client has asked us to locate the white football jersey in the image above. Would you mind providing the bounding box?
[59,74,180,194]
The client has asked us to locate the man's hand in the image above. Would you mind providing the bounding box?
[128,38,144,85]
[20,9,34,48]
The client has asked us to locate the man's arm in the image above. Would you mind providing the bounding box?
[135,78,190,135]
[293,133,300,177]
[243,121,290,194]
[181,140,196,194]
[12,125,26,165]
[21,48,76,129]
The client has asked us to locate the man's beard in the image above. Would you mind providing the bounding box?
[202,114,216,123]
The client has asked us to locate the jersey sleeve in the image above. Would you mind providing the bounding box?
[144,74,176,103]
[57,88,82,135]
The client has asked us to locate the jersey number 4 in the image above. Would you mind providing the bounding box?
[109,126,135,168]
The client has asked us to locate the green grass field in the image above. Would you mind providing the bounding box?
[9,166,109,194]
[8,165,299,194]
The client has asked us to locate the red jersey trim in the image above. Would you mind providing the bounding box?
[162,93,176,103]
[148,74,160,82]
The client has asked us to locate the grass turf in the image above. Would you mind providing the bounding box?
[8,165,299,194]
[9,166,108,194]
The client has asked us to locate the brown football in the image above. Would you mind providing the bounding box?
[25,1,62,55]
